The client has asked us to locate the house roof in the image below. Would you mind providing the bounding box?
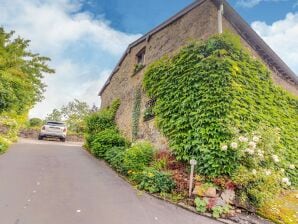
[98,0,298,96]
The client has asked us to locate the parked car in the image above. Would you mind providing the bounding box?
[38,121,67,142]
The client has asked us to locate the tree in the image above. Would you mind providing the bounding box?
[0,27,54,114]
[45,109,62,122]
[61,99,91,133]
[45,99,92,134]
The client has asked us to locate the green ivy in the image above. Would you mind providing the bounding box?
[132,87,142,140]
[143,32,298,179]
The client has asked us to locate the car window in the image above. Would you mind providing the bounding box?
[46,122,65,127]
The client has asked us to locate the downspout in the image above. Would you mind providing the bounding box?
[217,1,224,34]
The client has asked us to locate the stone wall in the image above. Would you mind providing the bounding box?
[100,0,298,149]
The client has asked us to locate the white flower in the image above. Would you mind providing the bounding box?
[252,136,260,142]
[272,155,279,163]
[230,142,238,149]
[239,136,248,142]
[289,164,295,170]
[248,141,256,149]
[221,145,228,151]
[257,150,264,159]
[252,169,257,175]
[244,148,254,155]
[281,177,291,186]
[265,170,271,176]
[257,149,264,154]
[280,168,285,173]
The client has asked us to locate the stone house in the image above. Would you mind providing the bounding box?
[98,0,298,149]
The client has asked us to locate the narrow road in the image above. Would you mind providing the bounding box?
[0,139,220,224]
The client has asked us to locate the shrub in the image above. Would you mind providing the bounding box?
[90,129,128,158]
[232,165,282,208]
[194,197,207,213]
[131,167,175,193]
[29,118,43,127]
[211,205,231,219]
[104,146,126,173]
[0,136,10,153]
[123,141,154,172]
[84,99,120,135]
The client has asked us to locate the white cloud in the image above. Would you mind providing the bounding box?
[0,0,141,118]
[252,12,298,74]
[237,0,287,8]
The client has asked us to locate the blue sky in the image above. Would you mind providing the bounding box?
[81,0,298,33]
[0,0,297,118]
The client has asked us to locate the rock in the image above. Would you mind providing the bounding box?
[193,185,217,197]
[221,189,235,205]
[203,197,226,208]
[227,209,236,217]
[214,197,226,206]
[236,209,242,214]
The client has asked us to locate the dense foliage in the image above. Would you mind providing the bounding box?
[143,33,298,180]
[0,28,54,114]
[131,167,175,193]
[104,146,126,174]
[91,129,128,158]
[28,118,43,127]
[123,141,154,172]
[0,27,53,150]
[85,100,120,137]
[84,101,175,194]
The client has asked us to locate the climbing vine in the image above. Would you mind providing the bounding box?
[143,32,298,180]
[132,86,142,140]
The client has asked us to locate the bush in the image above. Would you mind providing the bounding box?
[232,165,282,208]
[29,118,43,127]
[131,167,175,193]
[85,100,120,135]
[0,136,10,153]
[90,129,128,158]
[194,197,207,213]
[123,141,154,172]
[104,146,126,173]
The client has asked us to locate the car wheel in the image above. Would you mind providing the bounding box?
[38,135,43,140]
[60,138,66,142]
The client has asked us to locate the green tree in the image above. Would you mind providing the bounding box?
[45,99,91,134]
[45,109,62,122]
[0,27,54,114]
[61,99,91,133]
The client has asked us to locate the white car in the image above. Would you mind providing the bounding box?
[38,121,67,142]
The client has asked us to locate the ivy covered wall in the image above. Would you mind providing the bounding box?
[143,33,298,182]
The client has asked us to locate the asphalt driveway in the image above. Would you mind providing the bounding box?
[0,138,220,224]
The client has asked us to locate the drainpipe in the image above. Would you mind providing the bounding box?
[218,1,224,34]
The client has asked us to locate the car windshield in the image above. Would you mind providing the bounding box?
[46,122,65,127]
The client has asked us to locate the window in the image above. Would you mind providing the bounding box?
[136,48,146,65]
[132,47,146,76]
[143,98,156,121]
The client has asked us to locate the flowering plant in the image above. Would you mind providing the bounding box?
[221,126,295,207]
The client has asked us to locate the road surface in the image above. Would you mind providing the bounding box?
[0,139,220,224]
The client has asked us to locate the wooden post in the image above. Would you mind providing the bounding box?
[189,159,197,197]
